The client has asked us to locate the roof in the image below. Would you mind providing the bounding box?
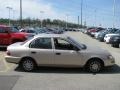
[0,25,9,27]
[34,34,67,38]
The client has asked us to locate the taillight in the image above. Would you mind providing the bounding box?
[6,51,11,56]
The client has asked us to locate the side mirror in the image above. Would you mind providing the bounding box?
[81,44,87,49]
[74,46,80,51]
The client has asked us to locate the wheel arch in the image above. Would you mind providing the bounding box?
[19,56,38,66]
[85,57,104,67]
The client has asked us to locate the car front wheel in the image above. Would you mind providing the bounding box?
[21,58,36,72]
[111,44,119,48]
[87,60,103,73]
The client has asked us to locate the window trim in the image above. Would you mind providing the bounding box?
[29,37,53,49]
[0,27,8,33]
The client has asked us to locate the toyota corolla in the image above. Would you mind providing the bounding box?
[5,34,115,73]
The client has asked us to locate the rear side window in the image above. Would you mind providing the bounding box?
[30,38,52,49]
[28,30,35,33]
[0,28,6,33]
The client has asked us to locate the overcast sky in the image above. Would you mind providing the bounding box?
[0,0,120,28]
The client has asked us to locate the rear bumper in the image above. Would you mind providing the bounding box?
[5,56,21,64]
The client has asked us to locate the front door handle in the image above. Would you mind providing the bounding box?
[31,51,37,54]
[56,53,61,55]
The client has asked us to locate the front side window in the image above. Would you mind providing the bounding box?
[30,38,52,49]
[54,38,75,50]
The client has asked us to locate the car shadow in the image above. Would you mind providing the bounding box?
[14,64,120,75]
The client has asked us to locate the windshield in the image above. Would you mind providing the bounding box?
[11,27,19,33]
[115,30,120,34]
[67,37,87,49]
[21,37,33,45]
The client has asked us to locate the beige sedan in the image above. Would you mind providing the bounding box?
[5,34,115,73]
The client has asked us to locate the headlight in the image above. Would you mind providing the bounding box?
[108,55,114,60]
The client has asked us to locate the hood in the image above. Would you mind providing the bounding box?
[84,45,110,55]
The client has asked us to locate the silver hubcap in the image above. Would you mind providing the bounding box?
[90,61,101,72]
[23,60,34,71]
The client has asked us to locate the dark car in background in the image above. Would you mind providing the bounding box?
[20,28,38,36]
[109,35,120,48]
[35,28,52,34]
[47,28,64,34]
[91,28,105,37]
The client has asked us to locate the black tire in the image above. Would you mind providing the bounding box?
[111,44,119,48]
[99,39,103,42]
[111,44,115,47]
[114,44,119,48]
[20,58,36,72]
[86,59,103,73]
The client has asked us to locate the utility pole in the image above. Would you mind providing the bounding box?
[78,16,80,28]
[6,6,13,26]
[13,10,15,20]
[66,14,69,29]
[20,0,22,28]
[113,0,115,28]
[94,9,97,27]
[12,10,15,25]
[81,0,83,28]
[40,11,44,28]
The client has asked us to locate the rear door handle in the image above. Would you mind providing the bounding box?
[31,51,37,54]
[56,53,61,55]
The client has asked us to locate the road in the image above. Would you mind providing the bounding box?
[0,32,120,90]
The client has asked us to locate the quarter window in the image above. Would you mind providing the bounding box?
[30,38,52,49]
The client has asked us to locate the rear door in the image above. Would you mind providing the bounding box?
[0,27,11,45]
[29,37,54,65]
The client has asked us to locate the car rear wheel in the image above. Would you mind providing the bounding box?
[21,58,36,72]
[86,60,103,73]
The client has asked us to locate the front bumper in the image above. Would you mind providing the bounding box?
[5,56,21,64]
[104,58,115,67]
[98,37,104,41]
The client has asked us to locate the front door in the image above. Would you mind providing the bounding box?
[53,38,82,66]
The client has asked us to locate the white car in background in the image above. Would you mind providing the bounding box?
[95,30,104,39]
[104,30,120,43]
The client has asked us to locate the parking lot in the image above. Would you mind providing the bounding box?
[0,32,120,90]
